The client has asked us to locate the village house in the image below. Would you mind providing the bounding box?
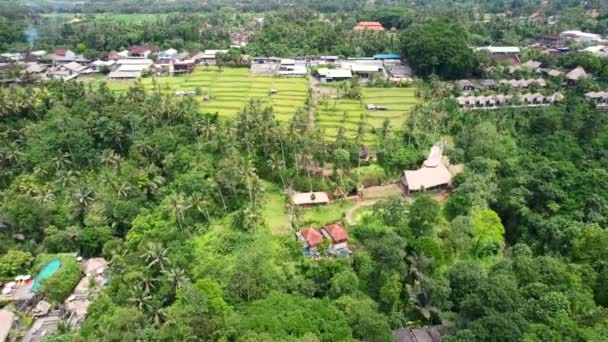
[297,228,324,250]
[48,48,76,63]
[108,59,154,80]
[191,49,229,65]
[353,21,385,31]
[401,143,455,195]
[475,46,521,66]
[560,30,604,44]
[277,58,307,77]
[316,68,352,82]
[128,45,160,59]
[321,223,351,256]
[292,191,330,206]
[542,34,562,48]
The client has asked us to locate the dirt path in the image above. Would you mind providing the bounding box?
[345,199,380,225]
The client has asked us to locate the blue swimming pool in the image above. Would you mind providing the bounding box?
[31,259,61,292]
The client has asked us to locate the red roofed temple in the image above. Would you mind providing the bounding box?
[353,21,385,31]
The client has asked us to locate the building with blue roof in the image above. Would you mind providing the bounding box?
[373,53,401,60]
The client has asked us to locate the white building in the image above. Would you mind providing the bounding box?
[560,30,604,43]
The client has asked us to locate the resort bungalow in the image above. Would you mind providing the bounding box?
[566,66,587,86]
[585,91,608,108]
[401,143,454,195]
[458,80,474,91]
[321,223,351,255]
[292,191,330,206]
[316,68,352,83]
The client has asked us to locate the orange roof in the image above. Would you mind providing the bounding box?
[353,21,385,31]
[324,223,348,242]
[301,228,324,247]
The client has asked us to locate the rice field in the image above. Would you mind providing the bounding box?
[105,67,309,121]
[316,87,417,144]
[103,67,417,142]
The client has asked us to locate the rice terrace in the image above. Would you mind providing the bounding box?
[105,66,417,143]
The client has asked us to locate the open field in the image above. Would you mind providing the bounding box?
[316,87,417,145]
[41,13,168,23]
[105,67,309,120]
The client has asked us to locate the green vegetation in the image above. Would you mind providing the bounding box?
[34,254,82,303]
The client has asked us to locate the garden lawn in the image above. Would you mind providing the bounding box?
[105,67,308,121]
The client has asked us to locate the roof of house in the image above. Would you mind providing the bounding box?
[129,45,160,54]
[373,53,401,60]
[353,21,385,31]
[475,46,520,54]
[0,310,15,342]
[521,60,542,69]
[116,59,154,66]
[586,91,608,98]
[317,68,352,79]
[323,223,348,242]
[300,228,324,246]
[63,62,86,73]
[53,48,68,56]
[566,66,587,80]
[292,192,330,205]
[80,257,108,276]
[108,71,142,79]
[404,144,453,191]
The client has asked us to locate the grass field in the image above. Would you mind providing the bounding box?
[105,67,309,121]
[41,13,168,23]
[316,87,417,145]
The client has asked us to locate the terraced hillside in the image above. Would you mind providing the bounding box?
[316,87,417,145]
[106,67,308,121]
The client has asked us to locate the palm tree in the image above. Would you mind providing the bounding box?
[168,193,191,232]
[52,152,72,171]
[267,154,286,189]
[190,194,212,222]
[72,187,94,223]
[405,279,440,323]
[163,267,189,292]
[141,242,170,272]
[128,285,153,312]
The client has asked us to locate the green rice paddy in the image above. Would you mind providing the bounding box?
[316,87,417,144]
[104,67,417,142]
[106,67,309,121]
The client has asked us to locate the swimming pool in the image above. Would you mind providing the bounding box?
[31,259,62,292]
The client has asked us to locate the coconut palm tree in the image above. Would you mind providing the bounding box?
[167,193,191,232]
[141,242,170,272]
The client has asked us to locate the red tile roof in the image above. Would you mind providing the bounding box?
[353,21,385,31]
[129,45,160,54]
[54,48,67,56]
[324,223,348,243]
[301,228,324,247]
